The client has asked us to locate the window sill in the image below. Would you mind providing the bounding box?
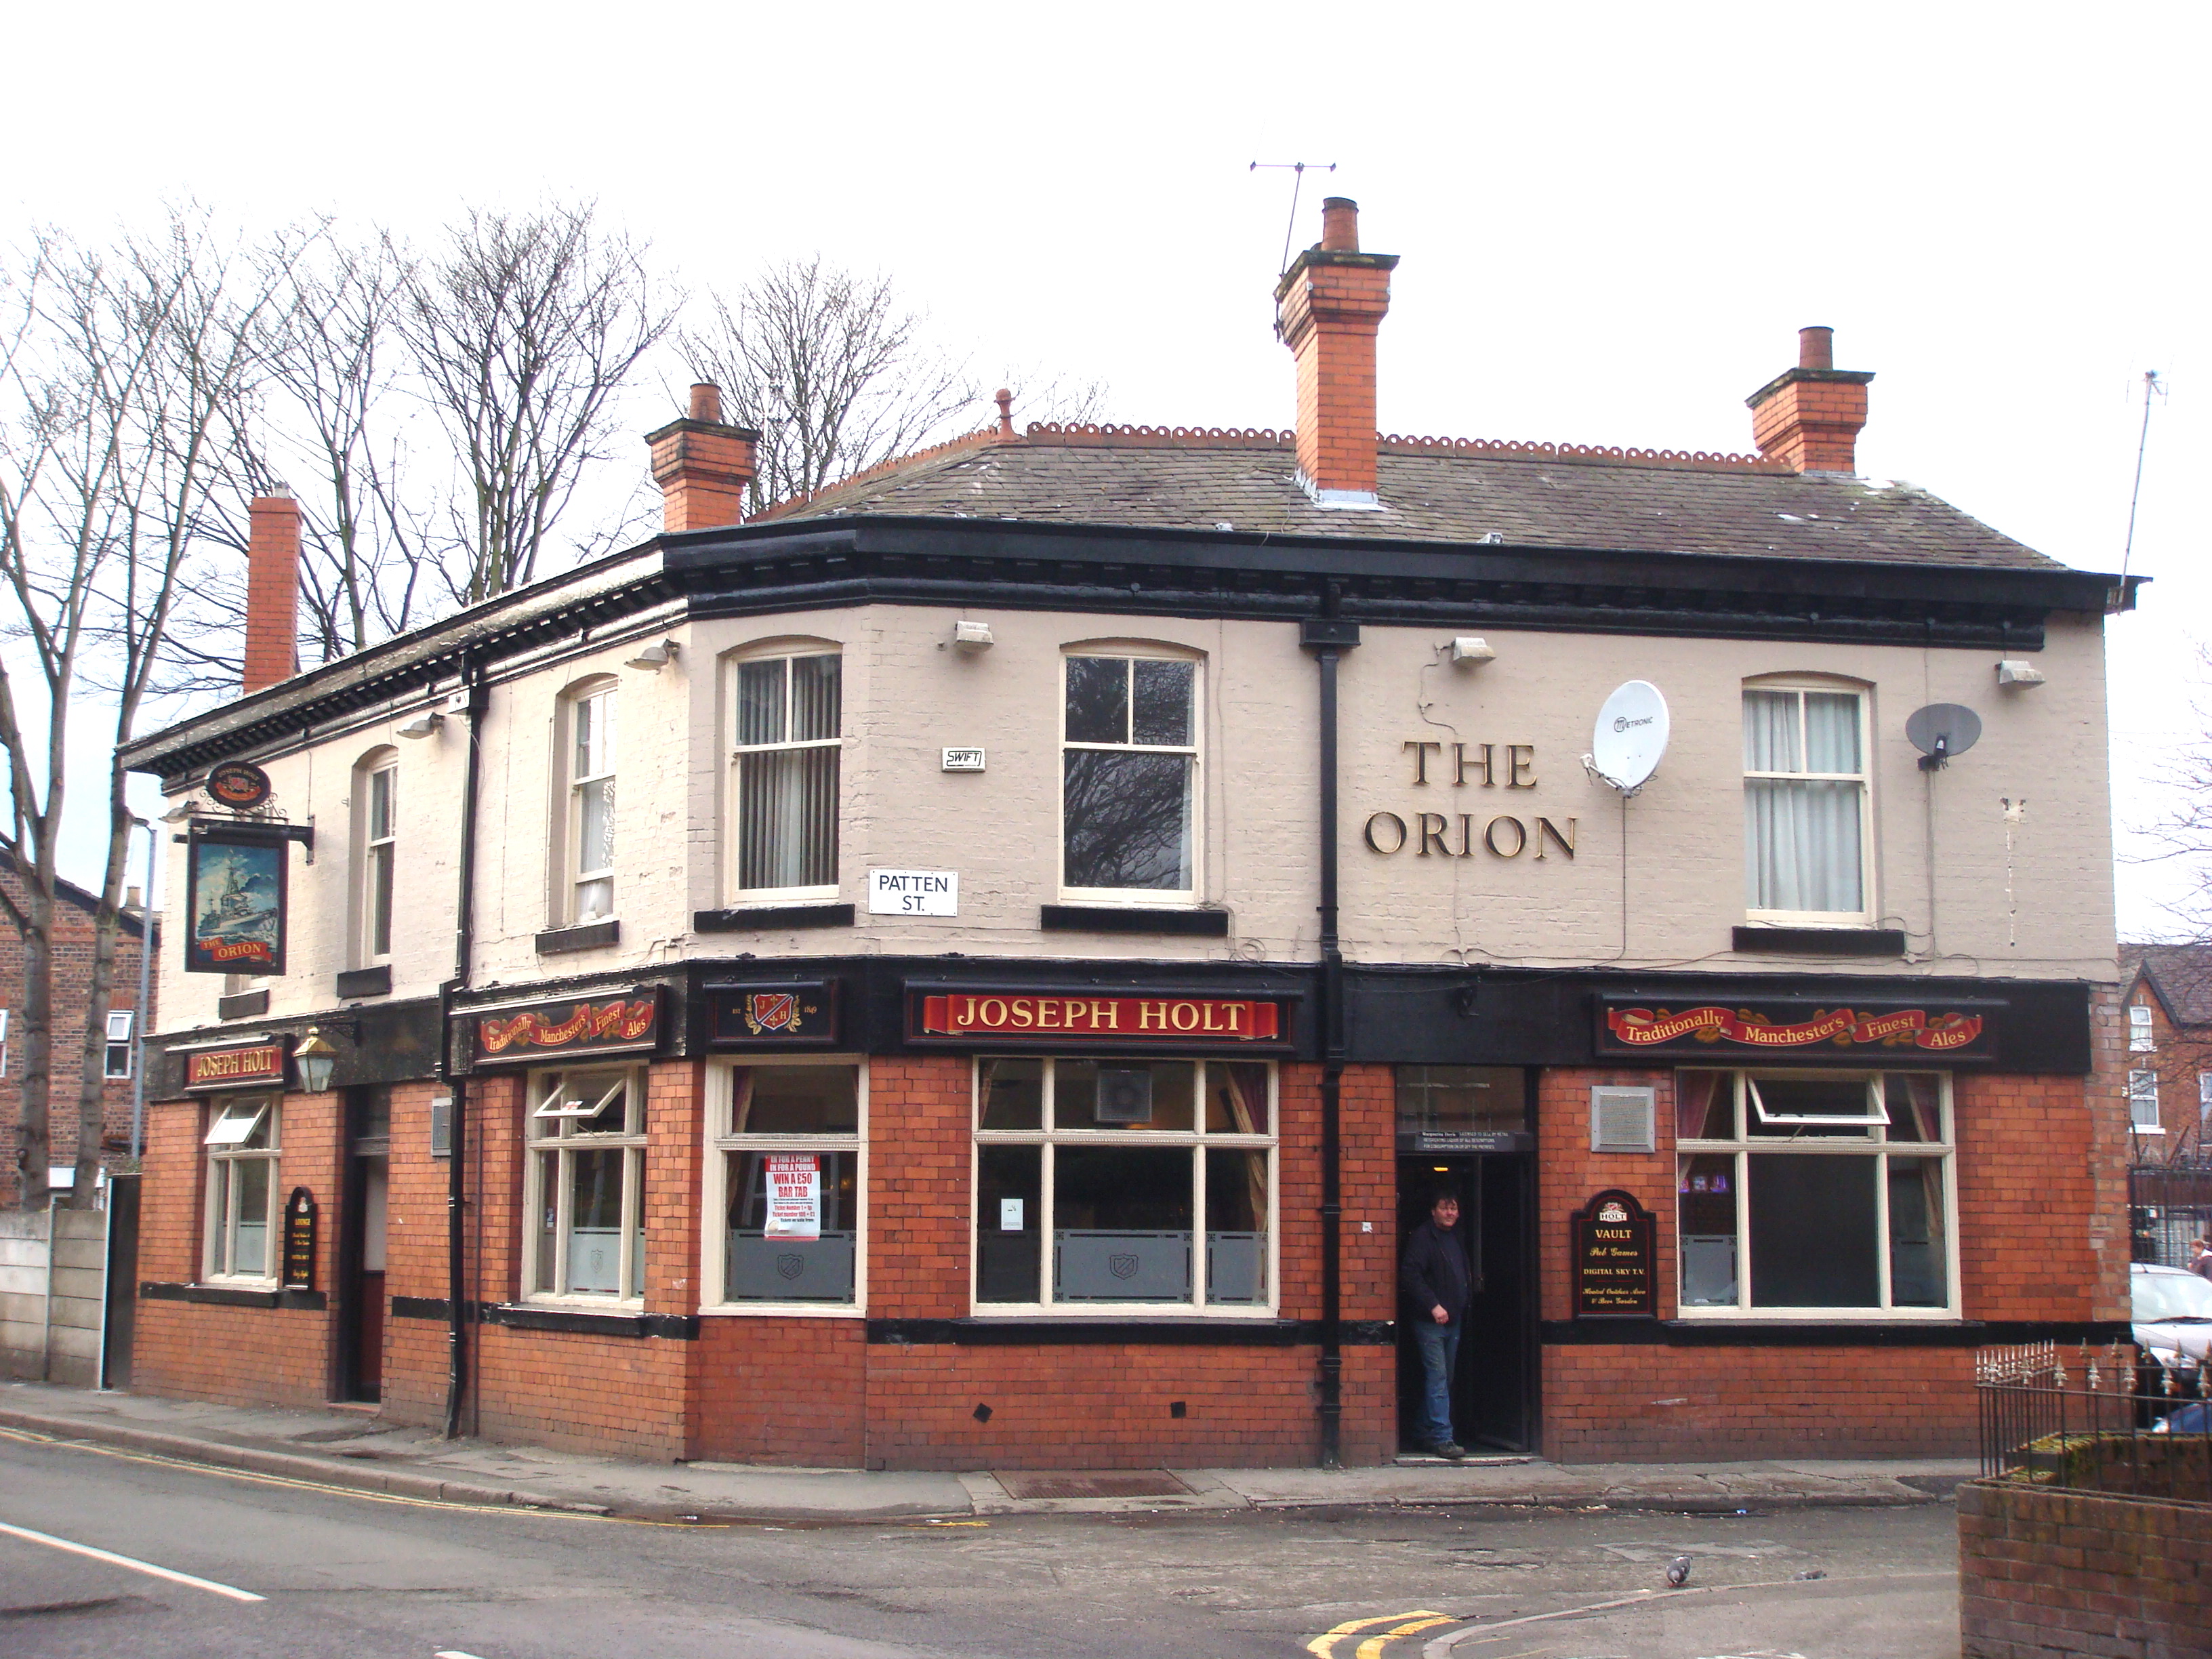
[140,1280,326,1311]
[1040,905,1229,937]
[217,989,270,1019]
[698,1303,865,1319]
[869,1315,1390,1347]
[694,903,855,933]
[1733,925,1905,957]
[485,1302,697,1339]
[535,920,621,955]
[2133,1125,2167,1135]
[335,964,391,999]
[1540,1317,2131,1348]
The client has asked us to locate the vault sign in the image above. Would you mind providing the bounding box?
[1571,1188,1656,1319]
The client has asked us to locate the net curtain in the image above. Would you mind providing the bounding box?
[1744,689,1864,914]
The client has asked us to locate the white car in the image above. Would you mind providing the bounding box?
[2132,1261,2212,1375]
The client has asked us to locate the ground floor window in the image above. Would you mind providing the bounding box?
[1675,1069,1955,1316]
[972,1056,1274,1313]
[703,1061,864,1309]
[523,1066,646,1302]
[203,1094,279,1282]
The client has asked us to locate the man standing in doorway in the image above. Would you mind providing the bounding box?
[1401,1188,1473,1459]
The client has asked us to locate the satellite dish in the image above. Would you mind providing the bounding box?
[1587,680,1671,795]
[1905,703,1982,772]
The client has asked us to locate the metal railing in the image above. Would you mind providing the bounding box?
[1978,1340,2212,1507]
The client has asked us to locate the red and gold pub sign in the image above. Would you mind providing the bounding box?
[910,989,1289,1050]
[184,1042,287,1092]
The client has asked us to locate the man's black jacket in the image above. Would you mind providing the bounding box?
[1400,1219,1473,1323]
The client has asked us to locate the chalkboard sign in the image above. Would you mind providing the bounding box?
[1570,1188,1656,1319]
[283,1187,317,1290]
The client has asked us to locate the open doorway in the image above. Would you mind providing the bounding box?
[1393,1067,1538,1454]
[337,1086,390,1403]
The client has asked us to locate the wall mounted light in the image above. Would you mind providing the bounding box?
[293,1026,340,1093]
[1995,660,2046,688]
[952,620,995,651]
[396,711,442,739]
[625,639,680,672]
[159,800,199,823]
[1449,636,1496,665]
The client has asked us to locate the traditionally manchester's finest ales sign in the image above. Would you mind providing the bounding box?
[470,991,661,1065]
[1571,1188,1656,1318]
[1597,997,1994,1061]
[913,992,1286,1046]
[184,1042,287,1091]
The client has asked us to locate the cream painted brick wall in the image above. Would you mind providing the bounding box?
[150,599,2121,1043]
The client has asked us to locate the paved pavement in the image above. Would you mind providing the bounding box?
[0,1379,1972,1522]
[0,1416,1967,1658]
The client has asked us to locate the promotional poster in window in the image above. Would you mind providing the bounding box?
[185,833,287,975]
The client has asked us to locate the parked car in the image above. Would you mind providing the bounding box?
[2132,1261,2212,1376]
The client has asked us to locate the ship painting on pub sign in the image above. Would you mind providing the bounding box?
[185,834,287,975]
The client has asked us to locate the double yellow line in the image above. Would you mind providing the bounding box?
[1307,1610,1458,1659]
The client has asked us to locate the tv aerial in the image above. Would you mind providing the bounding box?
[1584,680,1671,796]
[1906,703,1982,772]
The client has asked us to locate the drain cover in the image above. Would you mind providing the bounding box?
[996,1470,1192,1500]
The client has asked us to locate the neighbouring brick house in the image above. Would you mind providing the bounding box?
[2118,943,2212,1160]
[0,857,155,1206]
[119,199,2135,1467]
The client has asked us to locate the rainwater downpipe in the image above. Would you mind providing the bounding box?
[441,657,487,1439]
[128,816,157,1163]
[1303,601,1357,1467]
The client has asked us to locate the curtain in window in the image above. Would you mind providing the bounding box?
[739,747,839,888]
[1744,690,1863,913]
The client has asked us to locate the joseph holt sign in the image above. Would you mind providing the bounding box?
[910,990,1290,1050]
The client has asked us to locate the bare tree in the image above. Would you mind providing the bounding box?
[2135,642,2212,941]
[0,211,285,1208]
[396,203,678,605]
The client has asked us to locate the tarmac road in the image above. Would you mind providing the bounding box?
[0,1426,1962,1659]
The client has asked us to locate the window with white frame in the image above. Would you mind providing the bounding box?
[1743,682,1870,923]
[2198,1072,2212,1129]
[1061,653,1199,899]
[703,1062,863,1309]
[566,684,617,923]
[2129,1003,2156,1052]
[973,1057,1273,1312]
[203,1094,279,1281]
[1,1008,10,1078]
[730,652,841,897]
[358,750,398,962]
[2129,1069,2163,1133]
[523,1067,645,1301]
[104,1010,134,1080]
[1675,1070,1954,1316]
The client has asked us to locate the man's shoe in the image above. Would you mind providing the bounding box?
[1432,1441,1467,1460]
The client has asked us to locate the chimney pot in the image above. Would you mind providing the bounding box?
[994,388,1015,438]
[1746,327,1872,474]
[689,382,722,423]
[1319,197,1359,252]
[1798,326,1835,371]
[647,390,760,533]
[242,493,302,695]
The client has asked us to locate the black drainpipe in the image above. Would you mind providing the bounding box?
[1301,596,1358,1467]
[439,657,487,1439]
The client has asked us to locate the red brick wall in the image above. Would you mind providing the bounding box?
[1958,1479,2212,1658]
[2121,968,2212,1160]
[0,863,152,1204]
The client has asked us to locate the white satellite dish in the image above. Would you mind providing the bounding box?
[1586,680,1671,795]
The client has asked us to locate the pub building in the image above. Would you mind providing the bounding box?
[123,201,2135,1469]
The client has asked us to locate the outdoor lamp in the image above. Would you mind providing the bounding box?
[293,1026,340,1094]
[624,639,680,671]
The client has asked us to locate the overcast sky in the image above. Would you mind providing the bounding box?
[7,1,2205,936]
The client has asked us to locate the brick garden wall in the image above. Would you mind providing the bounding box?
[1958,1479,2211,1658]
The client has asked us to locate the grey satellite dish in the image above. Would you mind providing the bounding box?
[1906,703,1982,772]
[1586,680,1671,795]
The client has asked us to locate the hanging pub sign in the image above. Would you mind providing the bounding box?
[206,760,273,811]
[282,1187,318,1290]
[1595,996,1998,1064]
[1570,1188,1657,1319]
[705,981,841,1049]
[908,987,1292,1050]
[184,826,290,975]
[468,987,662,1067]
[182,1042,288,1092]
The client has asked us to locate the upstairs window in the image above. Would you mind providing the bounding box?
[104,1010,134,1080]
[2130,1070,2163,1133]
[567,684,617,923]
[2129,1004,2155,1052]
[1744,683,1869,923]
[731,653,841,897]
[356,750,398,963]
[1062,653,1198,899]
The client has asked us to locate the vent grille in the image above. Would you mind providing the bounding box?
[1591,1086,1656,1153]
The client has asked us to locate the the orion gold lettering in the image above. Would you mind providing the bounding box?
[1416,813,1451,857]
[1364,812,1408,854]
[1453,743,1493,787]
[1404,740,1441,785]
[1484,816,1528,857]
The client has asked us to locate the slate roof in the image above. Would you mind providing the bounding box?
[2124,943,2212,1026]
[769,429,2064,573]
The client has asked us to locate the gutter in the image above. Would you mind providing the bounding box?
[439,657,488,1439]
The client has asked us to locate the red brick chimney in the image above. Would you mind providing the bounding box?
[1275,197,1399,509]
[1746,327,1875,474]
[242,491,301,695]
[646,384,760,532]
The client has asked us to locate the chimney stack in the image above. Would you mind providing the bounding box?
[1275,197,1399,509]
[646,384,760,532]
[242,491,301,695]
[1746,326,1874,474]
